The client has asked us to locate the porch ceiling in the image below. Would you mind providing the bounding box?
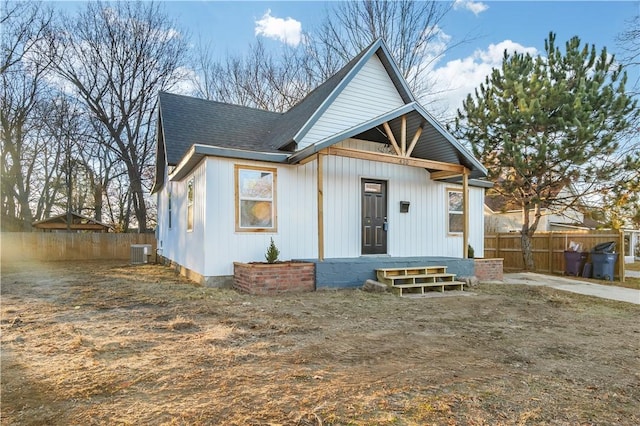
[353,110,482,178]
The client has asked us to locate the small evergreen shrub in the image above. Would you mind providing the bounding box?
[265,238,280,263]
[468,244,475,259]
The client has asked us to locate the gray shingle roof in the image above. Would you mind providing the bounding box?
[159,93,283,166]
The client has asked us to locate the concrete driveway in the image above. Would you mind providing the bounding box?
[503,272,640,305]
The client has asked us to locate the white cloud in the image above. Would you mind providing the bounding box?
[255,9,302,47]
[406,25,452,86]
[422,25,452,64]
[423,40,538,120]
[453,0,489,16]
[170,66,199,96]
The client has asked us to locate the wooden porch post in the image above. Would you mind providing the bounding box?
[463,169,469,258]
[400,115,407,156]
[317,153,325,261]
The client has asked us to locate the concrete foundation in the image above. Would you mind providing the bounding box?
[297,257,475,289]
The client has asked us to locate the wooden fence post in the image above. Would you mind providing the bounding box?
[548,232,554,274]
[619,230,625,282]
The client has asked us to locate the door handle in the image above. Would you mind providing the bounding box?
[383,218,388,232]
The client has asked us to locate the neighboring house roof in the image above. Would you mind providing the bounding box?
[549,222,592,231]
[32,212,112,232]
[154,38,488,193]
[484,193,523,212]
[581,216,603,229]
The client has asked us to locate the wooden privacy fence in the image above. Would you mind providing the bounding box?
[484,230,625,279]
[1,232,157,262]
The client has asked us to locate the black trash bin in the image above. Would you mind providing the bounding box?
[591,252,618,281]
[592,241,616,253]
[564,251,588,276]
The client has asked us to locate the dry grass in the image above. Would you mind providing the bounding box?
[166,315,198,331]
[563,274,640,290]
[626,261,640,272]
[621,276,640,290]
[621,262,640,289]
[2,261,640,425]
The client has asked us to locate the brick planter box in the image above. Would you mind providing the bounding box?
[233,261,315,295]
[474,258,503,282]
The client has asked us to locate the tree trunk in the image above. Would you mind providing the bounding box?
[521,232,535,271]
[94,182,103,222]
[520,203,542,271]
[128,174,146,233]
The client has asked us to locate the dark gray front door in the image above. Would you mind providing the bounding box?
[361,179,387,255]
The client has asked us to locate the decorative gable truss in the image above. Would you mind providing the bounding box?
[290,102,485,184]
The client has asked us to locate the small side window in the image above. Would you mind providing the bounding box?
[187,178,194,232]
[168,191,172,229]
[448,189,463,234]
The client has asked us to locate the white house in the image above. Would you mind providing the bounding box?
[152,39,490,287]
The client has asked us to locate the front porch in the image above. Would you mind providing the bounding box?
[297,256,475,288]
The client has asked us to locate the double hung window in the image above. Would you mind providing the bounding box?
[187,178,194,232]
[447,189,463,234]
[235,165,277,232]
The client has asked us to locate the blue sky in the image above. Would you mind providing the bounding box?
[55,1,639,119]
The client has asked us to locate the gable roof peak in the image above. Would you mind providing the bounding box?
[268,37,416,150]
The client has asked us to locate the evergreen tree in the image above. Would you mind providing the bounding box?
[455,32,638,270]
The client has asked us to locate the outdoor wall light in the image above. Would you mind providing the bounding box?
[400,201,410,213]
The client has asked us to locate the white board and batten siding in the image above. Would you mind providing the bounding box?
[157,159,207,275]
[323,139,485,258]
[202,157,318,277]
[298,54,405,150]
[323,157,484,259]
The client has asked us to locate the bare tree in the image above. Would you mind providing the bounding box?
[1,0,54,230]
[617,13,640,96]
[83,120,125,226]
[45,0,189,231]
[0,0,52,74]
[309,0,456,98]
[35,94,96,228]
[193,40,315,112]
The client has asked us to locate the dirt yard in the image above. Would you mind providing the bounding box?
[1,261,639,425]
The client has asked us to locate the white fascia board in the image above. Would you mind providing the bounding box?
[169,144,290,181]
